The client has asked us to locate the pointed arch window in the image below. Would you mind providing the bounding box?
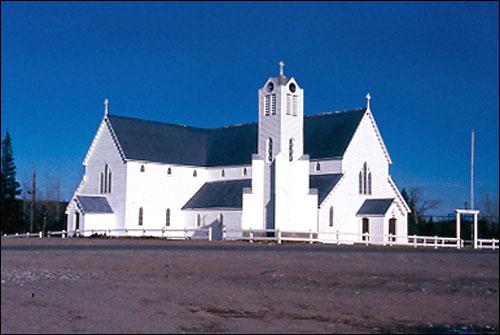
[167,167,172,175]
[138,207,143,226]
[359,162,372,195]
[267,138,273,163]
[329,206,334,227]
[104,164,108,193]
[166,209,170,226]
[315,162,321,172]
[243,168,247,176]
[193,170,197,177]
[100,172,104,194]
[221,169,225,177]
[219,213,224,226]
[196,214,201,227]
[108,170,112,193]
[140,165,145,173]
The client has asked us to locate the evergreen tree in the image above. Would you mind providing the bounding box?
[1,131,23,233]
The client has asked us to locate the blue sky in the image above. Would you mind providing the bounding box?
[1,2,498,214]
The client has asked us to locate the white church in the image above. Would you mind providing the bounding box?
[66,62,410,243]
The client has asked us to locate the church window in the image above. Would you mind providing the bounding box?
[289,83,296,93]
[289,138,294,161]
[167,167,172,175]
[166,209,170,226]
[367,172,372,195]
[363,163,368,194]
[329,206,334,227]
[196,214,201,227]
[267,138,273,162]
[100,173,104,194]
[221,169,225,177]
[104,164,108,193]
[315,162,321,172]
[193,170,197,177]
[358,171,363,194]
[292,95,298,116]
[140,165,145,173]
[271,94,277,115]
[219,213,224,226]
[108,170,112,193]
[264,95,270,116]
[138,207,143,226]
[286,94,291,115]
[243,168,247,176]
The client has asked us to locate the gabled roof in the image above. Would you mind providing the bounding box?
[75,196,113,214]
[182,179,251,210]
[106,108,366,167]
[309,174,343,204]
[182,173,344,210]
[356,198,394,216]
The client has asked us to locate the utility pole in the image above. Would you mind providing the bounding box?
[29,169,36,233]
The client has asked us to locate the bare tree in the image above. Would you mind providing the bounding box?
[409,186,441,224]
[480,192,499,223]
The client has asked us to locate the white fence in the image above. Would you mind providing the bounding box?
[3,228,498,250]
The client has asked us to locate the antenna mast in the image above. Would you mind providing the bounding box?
[470,129,474,210]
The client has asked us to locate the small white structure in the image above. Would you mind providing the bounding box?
[66,63,410,242]
[455,209,480,249]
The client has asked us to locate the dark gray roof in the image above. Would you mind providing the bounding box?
[310,174,343,204]
[183,173,343,210]
[182,179,251,210]
[357,199,394,216]
[107,108,365,167]
[76,196,113,214]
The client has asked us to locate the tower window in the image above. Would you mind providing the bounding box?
[264,95,270,116]
[271,94,277,115]
[243,167,247,176]
[167,167,172,175]
[267,138,273,163]
[289,138,294,161]
[315,162,321,172]
[292,95,298,116]
[138,207,143,226]
[359,162,371,195]
[193,170,197,177]
[140,165,145,173]
[221,169,225,177]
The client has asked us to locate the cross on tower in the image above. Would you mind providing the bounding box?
[279,61,285,76]
[104,98,109,115]
[365,93,371,110]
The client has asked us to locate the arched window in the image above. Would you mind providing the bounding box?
[363,163,368,195]
[108,170,112,193]
[367,172,372,195]
[100,172,104,194]
[219,213,224,226]
[362,217,369,241]
[358,171,363,194]
[243,168,247,176]
[315,162,321,172]
[267,138,273,162]
[289,138,294,161]
[140,165,145,173]
[221,169,225,177]
[166,209,170,226]
[138,207,143,226]
[104,164,108,193]
[193,170,197,177]
[196,214,201,227]
[167,167,172,175]
[329,206,334,227]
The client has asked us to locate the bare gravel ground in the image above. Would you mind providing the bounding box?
[1,238,498,334]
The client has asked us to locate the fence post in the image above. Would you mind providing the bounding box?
[434,236,438,249]
[249,229,253,243]
[309,229,313,244]
[222,226,226,240]
[336,231,339,245]
[389,234,393,246]
[39,231,42,238]
[412,235,416,248]
[208,226,212,241]
[365,233,369,246]
[184,228,187,240]
[62,230,66,238]
[277,228,281,244]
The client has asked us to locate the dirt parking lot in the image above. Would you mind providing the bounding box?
[1,238,498,334]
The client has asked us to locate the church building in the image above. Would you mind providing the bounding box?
[66,63,410,243]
